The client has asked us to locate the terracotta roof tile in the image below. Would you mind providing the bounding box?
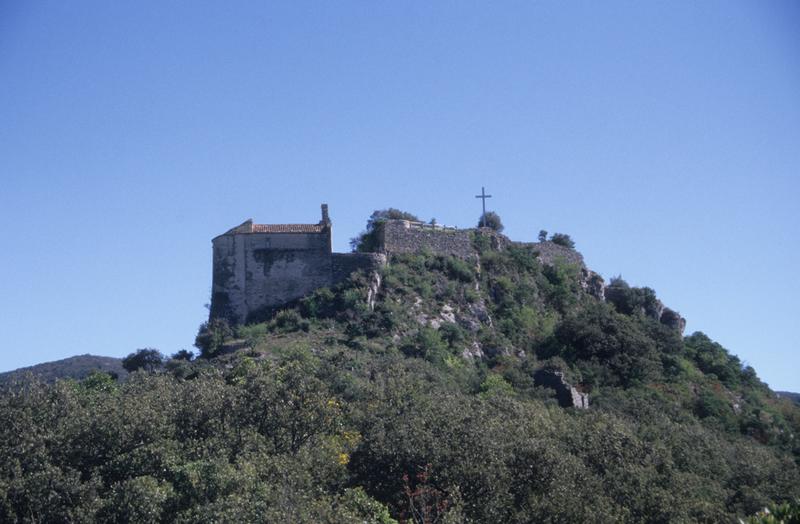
[216,219,327,238]
[251,224,325,234]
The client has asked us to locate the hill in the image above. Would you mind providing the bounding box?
[0,354,127,385]
[778,391,800,404]
[0,223,798,523]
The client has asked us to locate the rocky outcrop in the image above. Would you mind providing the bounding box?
[582,270,605,300]
[659,307,686,334]
[529,241,586,269]
[534,369,589,409]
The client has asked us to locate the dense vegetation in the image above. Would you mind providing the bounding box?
[2,230,799,523]
[477,211,504,232]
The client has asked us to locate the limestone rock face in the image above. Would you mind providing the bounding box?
[461,341,485,360]
[534,369,589,409]
[583,270,605,301]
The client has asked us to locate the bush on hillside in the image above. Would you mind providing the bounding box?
[171,349,194,361]
[121,348,164,373]
[550,232,575,249]
[478,211,504,232]
[194,318,233,358]
[604,277,661,318]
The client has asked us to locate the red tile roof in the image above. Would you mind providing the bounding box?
[251,224,326,234]
[218,219,327,237]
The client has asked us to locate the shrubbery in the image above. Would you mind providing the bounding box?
[122,348,164,373]
[3,226,799,522]
[194,318,233,358]
[550,232,575,248]
[477,211,504,232]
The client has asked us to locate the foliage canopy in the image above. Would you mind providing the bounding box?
[2,231,799,522]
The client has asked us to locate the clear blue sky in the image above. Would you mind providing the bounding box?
[1,1,798,390]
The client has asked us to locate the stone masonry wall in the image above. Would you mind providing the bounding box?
[379,220,585,270]
[211,230,333,324]
[379,220,476,259]
[331,252,386,283]
[518,241,586,268]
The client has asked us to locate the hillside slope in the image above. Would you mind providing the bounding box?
[1,230,798,523]
[0,354,127,385]
[778,391,800,404]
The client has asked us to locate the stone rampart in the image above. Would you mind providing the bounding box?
[212,212,595,326]
[379,220,476,259]
[378,221,587,270]
[519,241,585,268]
[332,252,386,283]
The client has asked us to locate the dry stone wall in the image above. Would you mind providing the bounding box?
[332,252,386,282]
[522,241,585,268]
[379,220,476,259]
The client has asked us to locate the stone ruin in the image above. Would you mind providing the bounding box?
[209,205,687,407]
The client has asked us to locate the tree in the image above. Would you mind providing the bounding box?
[351,208,420,252]
[538,230,548,242]
[194,318,233,358]
[171,349,194,361]
[122,348,164,373]
[478,211,504,232]
[550,233,575,249]
[604,277,661,319]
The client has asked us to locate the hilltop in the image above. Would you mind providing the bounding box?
[0,354,127,385]
[1,212,798,523]
[778,391,800,405]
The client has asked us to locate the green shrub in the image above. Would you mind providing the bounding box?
[270,309,309,333]
[478,211,504,232]
[122,348,164,373]
[300,287,337,319]
[479,373,515,398]
[401,328,450,362]
[444,257,474,283]
[550,233,575,248]
[194,318,233,358]
[684,332,748,387]
[743,499,800,523]
[236,323,269,349]
[604,277,661,318]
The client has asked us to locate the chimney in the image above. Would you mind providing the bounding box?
[320,203,330,225]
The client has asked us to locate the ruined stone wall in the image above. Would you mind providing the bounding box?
[211,230,333,324]
[533,369,589,409]
[331,252,386,283]
[211,217,594,326]
[379,220,476,259]
[517,241,585,268]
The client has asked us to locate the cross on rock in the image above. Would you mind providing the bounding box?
[475,186,492,225]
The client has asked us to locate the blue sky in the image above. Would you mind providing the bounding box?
[1,1,798,390]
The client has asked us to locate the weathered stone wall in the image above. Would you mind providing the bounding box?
[379,220,476,259]
[378,221,586,270]
[519,241,585,268]
[211,229,333,324]
[534,369,589,409]
[331,252,386,283]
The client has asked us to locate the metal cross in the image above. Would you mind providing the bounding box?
[475,186,492,220]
